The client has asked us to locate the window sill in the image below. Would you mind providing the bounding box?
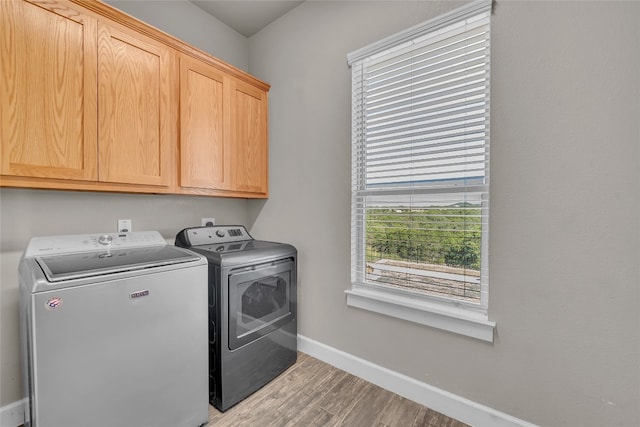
[345,286,496,342]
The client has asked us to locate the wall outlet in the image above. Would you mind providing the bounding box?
[118,219,132,233]
[201,218,215,227]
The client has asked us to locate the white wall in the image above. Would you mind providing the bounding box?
[247,1,640,426]
[0,1,250,407]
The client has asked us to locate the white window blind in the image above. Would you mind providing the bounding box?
[349,0,491,313]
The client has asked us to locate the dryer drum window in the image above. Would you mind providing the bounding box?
[241,276,287,323]
[228,260,295,351]
[231,270,292,340]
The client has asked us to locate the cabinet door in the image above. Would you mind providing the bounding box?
[179,55,230,190]
[97,22,175,187]
[0,0,97,180]
[231,79,268,195]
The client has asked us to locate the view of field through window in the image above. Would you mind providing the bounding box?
[364,202,482,303]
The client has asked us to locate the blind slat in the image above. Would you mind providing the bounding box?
[365,78,487,112]
[366,37,488,89]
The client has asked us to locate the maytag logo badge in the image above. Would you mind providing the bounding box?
[130,290,149,299]
[45,297,63,310]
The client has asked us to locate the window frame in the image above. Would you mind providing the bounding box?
[346,0,495,342]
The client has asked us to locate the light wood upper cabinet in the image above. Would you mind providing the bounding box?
[179,55,230,191]
[231,80,267,196]
[97,22,176,188]
[178,57,268,197]
[0,0,98,180]
[1,0,269,198]
[231,79,268,196]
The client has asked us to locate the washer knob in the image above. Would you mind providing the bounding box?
[215,230,225,238]
[98,234,113,245]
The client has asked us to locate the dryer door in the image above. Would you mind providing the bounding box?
[227,258,296,350]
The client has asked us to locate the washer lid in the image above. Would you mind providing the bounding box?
[36,245,200,282]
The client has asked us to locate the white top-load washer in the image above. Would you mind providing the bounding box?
[19,231,209,427]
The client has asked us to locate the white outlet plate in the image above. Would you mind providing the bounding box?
[201,218,215,227]
[118,219,132,232]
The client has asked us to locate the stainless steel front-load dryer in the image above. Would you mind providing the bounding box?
[19,231,209,427]
[175,225,297,412]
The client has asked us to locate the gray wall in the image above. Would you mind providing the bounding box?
[0,2,250,407]
[247,1,640,426]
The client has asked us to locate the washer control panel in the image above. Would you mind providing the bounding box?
[182,225,252,246]
[25,231,166,257]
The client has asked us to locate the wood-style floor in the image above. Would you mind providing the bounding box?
[208,352,468,427]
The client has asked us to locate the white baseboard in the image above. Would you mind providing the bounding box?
[0,398,25,427]
[297,334,537,427]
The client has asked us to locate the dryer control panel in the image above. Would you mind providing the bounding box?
[176,225,252,246]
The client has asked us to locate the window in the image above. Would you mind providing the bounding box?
[347,0,495,341]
